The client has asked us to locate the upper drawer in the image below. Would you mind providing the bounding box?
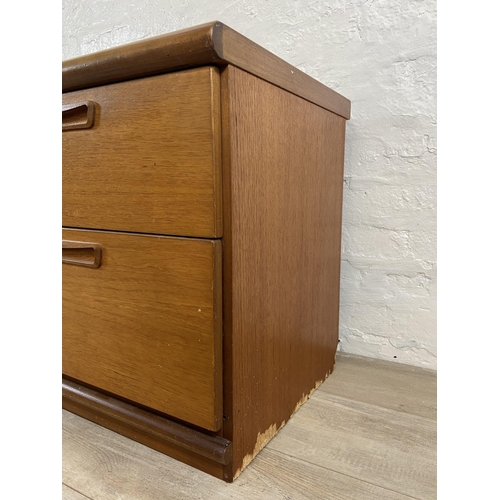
[63,67,221,238]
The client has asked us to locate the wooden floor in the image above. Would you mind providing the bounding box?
[62,353,437,499]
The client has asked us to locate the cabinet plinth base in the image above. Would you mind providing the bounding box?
[62,377,232,481]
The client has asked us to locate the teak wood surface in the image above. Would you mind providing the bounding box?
[62,22,351,483]
[62,21,350,119]
[62,354,437,499]
[220,66,346,480]
[62,229,223,431]
[62,378,230,479]
[63,66,222,238]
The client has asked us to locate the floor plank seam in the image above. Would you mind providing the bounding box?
[63,483,94,500]
[268,448,425,500]
[62,355,436,499]
[313,390,437,422]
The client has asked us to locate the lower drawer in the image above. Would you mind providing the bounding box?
[62,229,222,431]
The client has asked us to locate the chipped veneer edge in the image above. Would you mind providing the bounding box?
[233,367,333,480]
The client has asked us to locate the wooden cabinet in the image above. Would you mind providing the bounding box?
[62,21,350,482]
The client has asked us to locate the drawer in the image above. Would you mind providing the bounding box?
[62,229,222,431]
[62,67,221,238]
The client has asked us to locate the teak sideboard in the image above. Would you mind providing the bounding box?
[62,21,351,482]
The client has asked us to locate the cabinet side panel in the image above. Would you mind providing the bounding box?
[222,66,346,479]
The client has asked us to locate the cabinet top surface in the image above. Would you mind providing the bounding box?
[62,21,350,119]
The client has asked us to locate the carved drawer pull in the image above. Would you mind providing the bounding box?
[62,240,102,268]
[62,100,95,130]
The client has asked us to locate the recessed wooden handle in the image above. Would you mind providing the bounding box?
[62,101,95,130]
[62,240,102,268]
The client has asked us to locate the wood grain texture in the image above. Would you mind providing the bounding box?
[63,67,222,238]
[247,450,418,500]
[62,26,351,482]
[62,354,435,499]
[63,378,231,467]
[62,22,217,93]
[212,23,351,119]
[62,410,415,500]
[267,392,437,499]
[62,21,350,119]
[221,65,346,480]
[62,240,102,268]
[62,484,91,500]
[62,101,95,131]
[62,228,222,431]
[321,352,437,420]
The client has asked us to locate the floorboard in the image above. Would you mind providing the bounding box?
[62,484,92,500]
[321,353,437,420]
[62,353,437,499]
[267,392,436,499]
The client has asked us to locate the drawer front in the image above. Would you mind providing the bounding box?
[62,229,222,431]
[63,67,221,238]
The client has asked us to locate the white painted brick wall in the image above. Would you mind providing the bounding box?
[63,0,437,369]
